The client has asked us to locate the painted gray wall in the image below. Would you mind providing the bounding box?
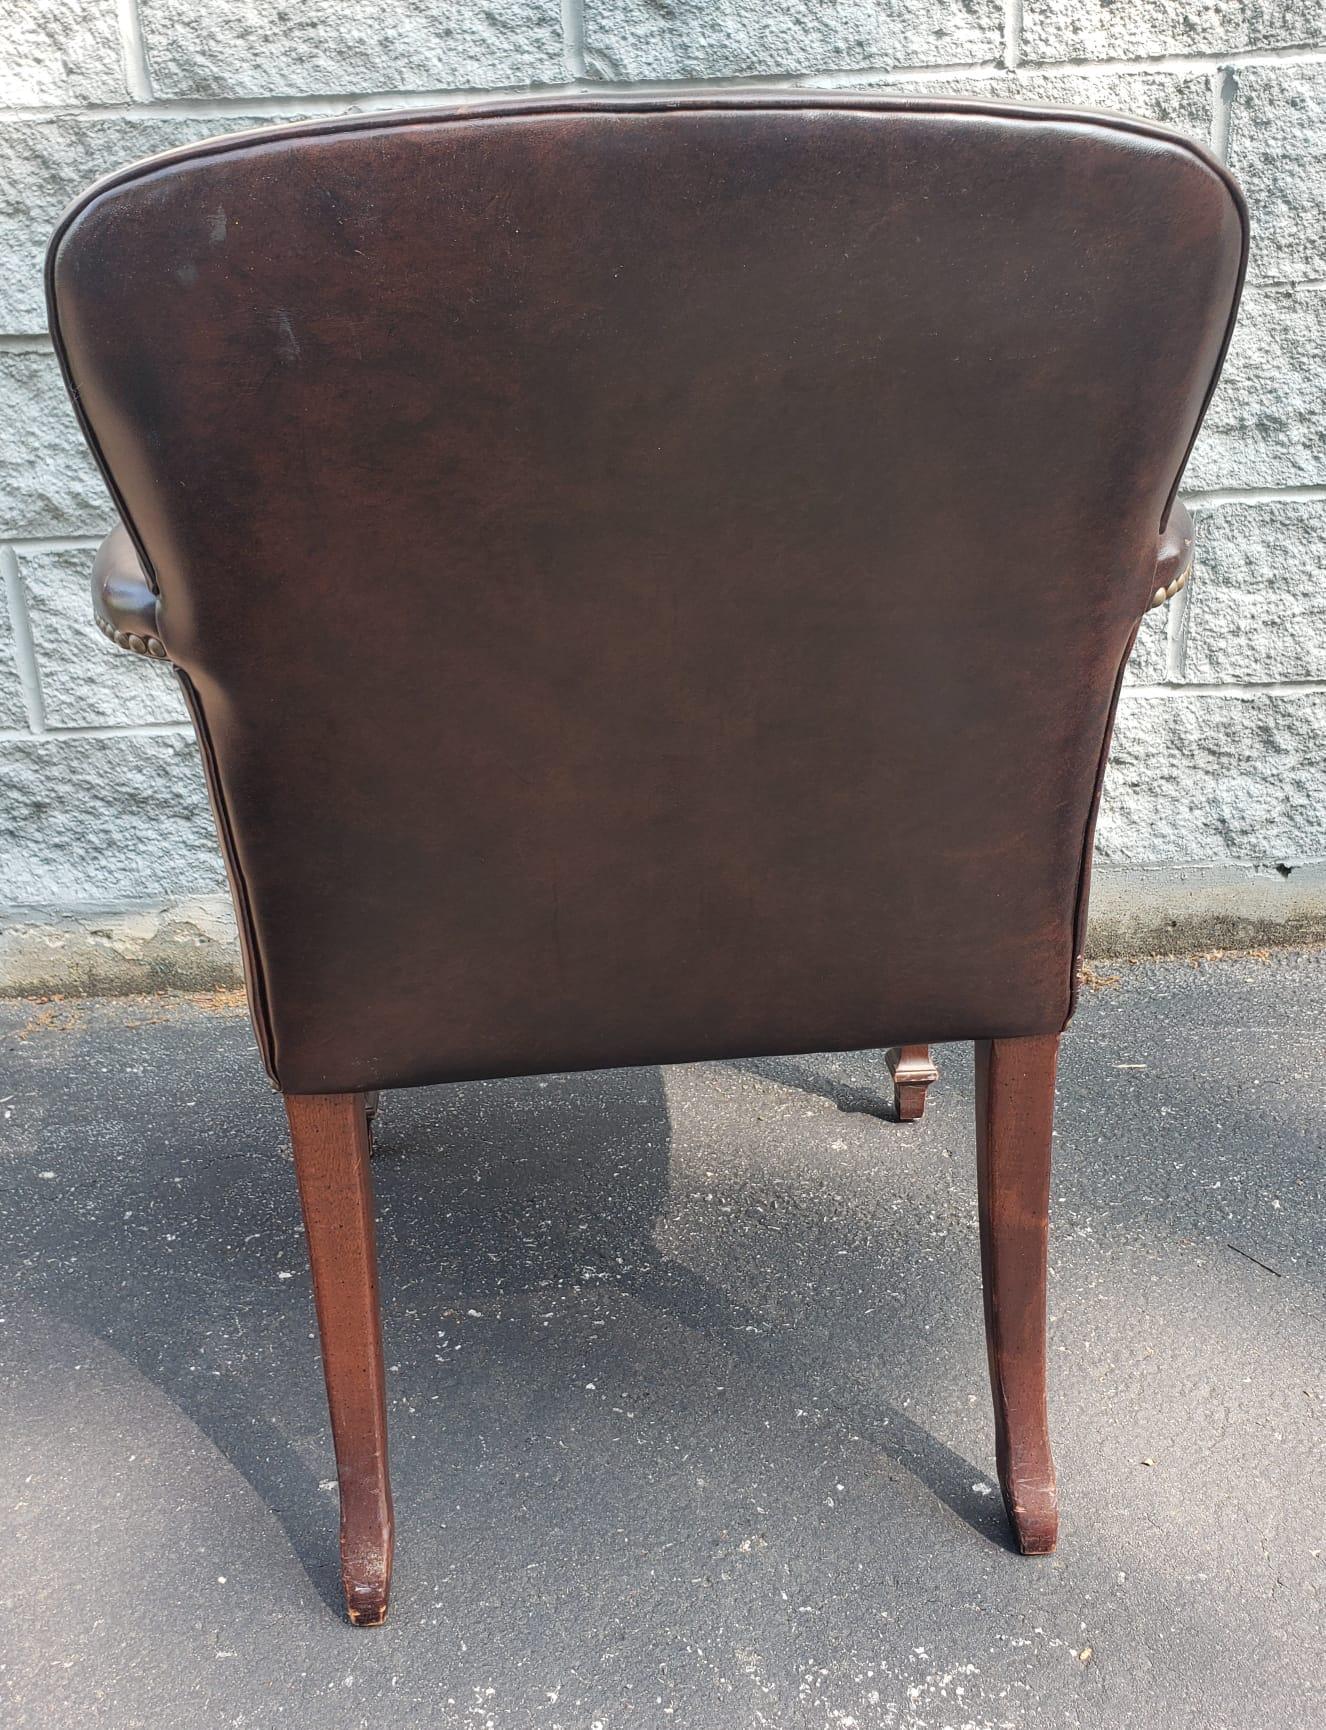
[2,3,1324,983]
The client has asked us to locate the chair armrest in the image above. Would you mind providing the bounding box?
[89,503,1194,649]
[1148,502,1194,609]
[92,524,169,659]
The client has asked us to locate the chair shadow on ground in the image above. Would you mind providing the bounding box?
[10,1023,1014,1621]
[730,1052,903,1119]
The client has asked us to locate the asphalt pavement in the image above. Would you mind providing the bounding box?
[1,951,1322,1728]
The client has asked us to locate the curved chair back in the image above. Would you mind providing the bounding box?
[49,96,1246,1094]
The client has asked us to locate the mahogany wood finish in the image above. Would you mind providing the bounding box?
[975,1035,1060,1554]
[285,1093,394,1624]
[48,95,1247,1617]
[886,1045,939,1121]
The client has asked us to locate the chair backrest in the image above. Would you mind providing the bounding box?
[48,96,1246,1094]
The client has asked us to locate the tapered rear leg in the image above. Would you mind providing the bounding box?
[286,1091,394,1624]
[974,1034,1059,1555]
[887,1045,939,1121]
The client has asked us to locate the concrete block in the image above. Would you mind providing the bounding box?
[856,67,1214,143]
[1124,604,1170,687]
[1186,287,1326,491]
[0,732,224,904]
[1,0,128,108]
[1021,0,1318,62]
[582,0,1003,82]
[138,0,564,100]
[1183,499,1326,683]
[0,352,113,539]
[0,577,31,729]
[1228,62,1326,285]
[1099,691,1326,865]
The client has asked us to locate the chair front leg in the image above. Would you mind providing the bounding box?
[887,1044,939,1121]
[974,1034,1059,1555]
[286,1091,394,1624]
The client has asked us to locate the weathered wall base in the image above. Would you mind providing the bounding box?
[0,894,240,996]
[3,867,1321,999]
[1084,862,1326,957]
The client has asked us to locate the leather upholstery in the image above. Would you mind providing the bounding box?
[1150,501,1195,607]
[90,496,1199,649]
[48,96,1246,1093]
[92,522,166,656]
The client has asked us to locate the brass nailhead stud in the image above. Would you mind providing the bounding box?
[93,610,168,661]
[1148,560,1193,611]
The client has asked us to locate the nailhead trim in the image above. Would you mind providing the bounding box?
[95,610,169,660]
[1148,557,1193,611]
[94,565,1191,650]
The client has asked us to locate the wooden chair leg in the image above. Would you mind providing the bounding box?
[887,1044,939,1121]
[285,1091,394,1624]
[974,1034,1059,1555]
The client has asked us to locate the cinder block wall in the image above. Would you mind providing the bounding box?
[2,3,1324,987]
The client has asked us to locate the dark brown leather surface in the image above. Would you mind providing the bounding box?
[48,96,1246,1093]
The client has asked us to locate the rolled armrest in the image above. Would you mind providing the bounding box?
[92,523,169,659]
[90,504,1193,651]
[1148,501,1195,610]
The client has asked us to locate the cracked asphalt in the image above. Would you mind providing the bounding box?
[1,951,1323,1729]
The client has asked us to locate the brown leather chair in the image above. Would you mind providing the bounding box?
[48,94,1246,1625]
